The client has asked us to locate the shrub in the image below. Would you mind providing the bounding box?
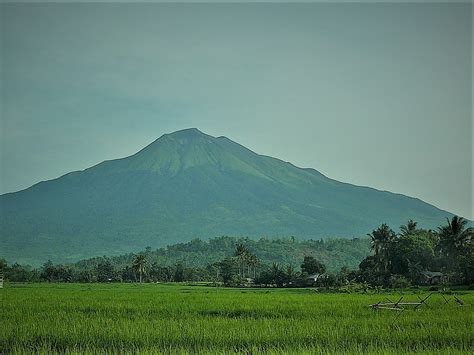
[389,275,411,289]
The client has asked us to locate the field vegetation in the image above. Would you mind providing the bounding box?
[1,283,473,354]
[1,217,472,353]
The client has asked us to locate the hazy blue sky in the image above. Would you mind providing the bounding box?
[1,2,472,219]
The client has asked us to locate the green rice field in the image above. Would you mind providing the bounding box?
[1,283,473,354]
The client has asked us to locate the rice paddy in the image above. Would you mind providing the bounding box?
[1,283,472,354]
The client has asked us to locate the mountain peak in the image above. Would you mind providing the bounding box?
[166,128,206,139]
[139,128,212,156]
[0,127,454,265]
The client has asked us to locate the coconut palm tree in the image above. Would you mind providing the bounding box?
[247,253,258,279]
[437,216,473,258]
[234,243,249,278]
[400,219,418,236]
[132,253,147,283]
[367,223,396,273]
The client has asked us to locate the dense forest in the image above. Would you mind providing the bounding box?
[0,236,369,282]
[1,216,472,288]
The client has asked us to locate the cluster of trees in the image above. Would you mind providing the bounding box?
[255,256,331,288]
[358,216,473,287]
[0,236,368,284]
[0,246,361,288]
[1,216,471,288]
[0,257,215,283]
[216,244,346,288]
[73,236,370,274]
[0,244,350,287]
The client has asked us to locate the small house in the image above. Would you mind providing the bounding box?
[242,277,254,286]
[420,271,444,285]
[307,274,323,282]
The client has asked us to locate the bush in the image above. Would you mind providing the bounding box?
[389,275,411,289]
[338,282,367,293]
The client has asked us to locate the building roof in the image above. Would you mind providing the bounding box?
[420,271,443,278]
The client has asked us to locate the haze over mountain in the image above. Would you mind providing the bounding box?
[0,128,454,265]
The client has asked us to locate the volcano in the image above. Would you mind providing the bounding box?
[0,128,453,264]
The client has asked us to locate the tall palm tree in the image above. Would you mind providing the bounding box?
[270,263,283,286]
[133,253,147,283]
[285,265,296,284]
[400,219,417,236]
[437,216,473,258]
[247,253,258,279]
[367,223,396,273]
[234,243,249,278]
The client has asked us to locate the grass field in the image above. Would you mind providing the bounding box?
[1,283,473,354]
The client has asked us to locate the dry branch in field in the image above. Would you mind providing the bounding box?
[369,293,469,312]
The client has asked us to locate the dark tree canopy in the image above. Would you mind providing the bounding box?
[301,256,326,275]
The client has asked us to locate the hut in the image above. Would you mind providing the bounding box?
[420,271,444,285]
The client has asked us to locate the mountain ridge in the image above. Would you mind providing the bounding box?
[0,128,455,265]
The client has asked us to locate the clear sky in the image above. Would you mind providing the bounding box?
[1,2,472,219]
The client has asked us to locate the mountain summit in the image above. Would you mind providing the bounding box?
[0,129,452,264]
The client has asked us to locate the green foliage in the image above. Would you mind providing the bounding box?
[437,216,473,259]
[389,275,412,289]
[367,224,396,273]
[391,234,435,275]
[40,260,73,282]
[148,263,172,282]
[1,283,473,353]
[456,254,474,284]
[358,216,473,286]
[0,258,7,271]
[301,255,326,275]
[218,257,238,286]
[173,262,185,282]
[132,253,147,283]
[3,263,39,282]
[78,236,370,275]
[399,219,418,236]
[96,259,116,282]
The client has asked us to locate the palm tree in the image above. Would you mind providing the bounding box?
[270,263,284,286]
[234,243,249,278]
[247,253,258,279]
[437,216,473,258]
[285,265,296,285]
[400,219,417,236]
[132,253,147,283]
[367,223,396,273]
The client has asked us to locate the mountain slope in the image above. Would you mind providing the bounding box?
[0,128,453,265]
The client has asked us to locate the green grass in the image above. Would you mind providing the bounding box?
[1,283,473,354]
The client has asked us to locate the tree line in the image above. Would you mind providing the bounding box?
[1,216,471,288]
[358,216,473,287]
